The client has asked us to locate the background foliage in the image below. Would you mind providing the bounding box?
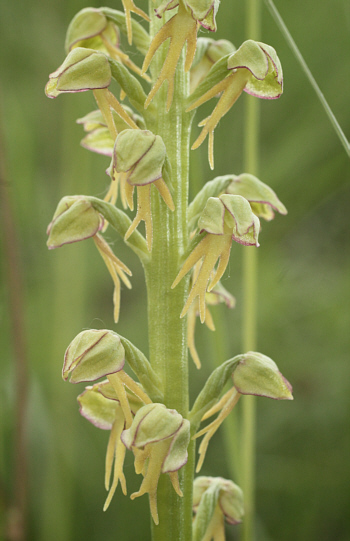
[0,0,349,539]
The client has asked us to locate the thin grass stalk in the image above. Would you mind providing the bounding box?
[241,0,261,539]
[265,0,350,158]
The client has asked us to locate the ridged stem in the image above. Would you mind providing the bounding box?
[144,5,194,541]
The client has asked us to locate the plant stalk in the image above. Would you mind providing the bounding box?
[144,6,194,541]
[241,0,260,539]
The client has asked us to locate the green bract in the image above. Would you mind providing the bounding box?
[113,129,166,185]
[47,196,102,248]
[233,352,293,400]
[45,48,111,98]
[227,40,283,99]
[63,329,125,383]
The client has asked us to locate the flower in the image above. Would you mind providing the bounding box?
[193,476,244,540]
[193,352,293,472]
[64,328,155,510]
[113,129,174,250]
[45,48,112,99]
[47,197,132,322]
[172,194,259,322]
[78,379,146,510]
[121,403,190,524]
[142,2,198,111]
[63,329,125,384]
[65,7,150,78]
[187,39,283,168]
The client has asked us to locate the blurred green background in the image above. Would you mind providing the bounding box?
[0,0,349,539]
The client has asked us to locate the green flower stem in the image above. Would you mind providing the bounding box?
[143,5,194,541]
[241,0,260,539]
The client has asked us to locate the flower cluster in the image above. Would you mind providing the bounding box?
[63,329,190,521]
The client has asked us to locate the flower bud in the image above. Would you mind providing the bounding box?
[193,476,244,541]
[227,40,283,99]
[191,38,235,91]
[78,379,144,429]
[113,130,166,186]
[45,47,111,98]
[65,8,110,52]
[227,173,287,221]
[77,108,145,157]
[47,196,103,249]
[63,329,125,384]
[185,0,220,31]
[233,352,293,400]
[193,476,244,525]
[78,381,123,430]
[122,403,184,449]
[81,127,114,157]
[199,194,260,246]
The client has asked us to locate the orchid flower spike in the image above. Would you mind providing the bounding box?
[113,129,174,250]
[187,39,283,169]
[193,352,293,472]
[193,476,244,540]
[172,194,260,323]
[64,7,150,79]
[46,197,132,322]
[188,273,235,369]
[121,403,190,524]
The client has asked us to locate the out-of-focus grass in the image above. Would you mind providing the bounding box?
[0,0,349,539]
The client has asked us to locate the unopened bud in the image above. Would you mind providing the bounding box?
[63,329,125,383]
[47,196,103,249]
[113,129,166,185]
[45,48,111,98]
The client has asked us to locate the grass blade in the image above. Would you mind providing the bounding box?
[265,0,350,158]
